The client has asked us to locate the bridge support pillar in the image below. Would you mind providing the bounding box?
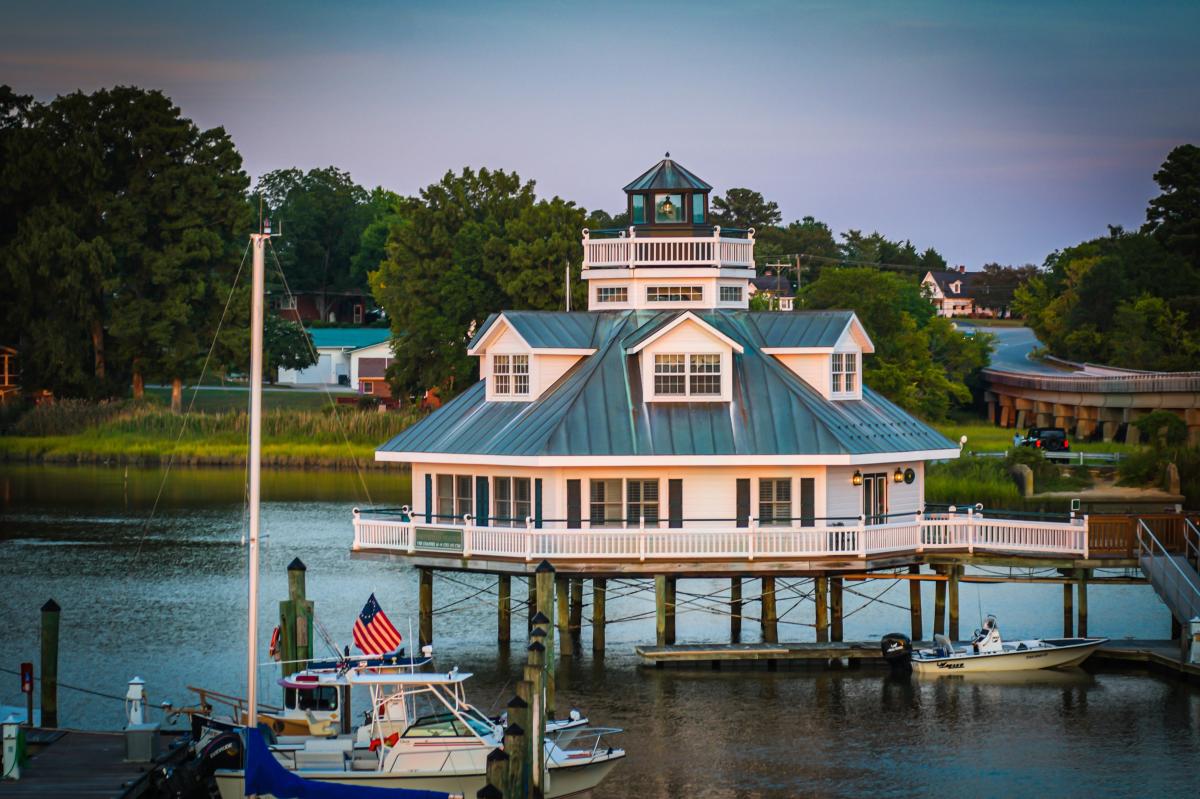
[1187,409,1200,447]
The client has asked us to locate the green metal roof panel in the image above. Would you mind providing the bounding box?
[380,309,955,458]
[750,311,852,348]
[622,158,713,192]
[468,311,600,351]
[307,328,391,350]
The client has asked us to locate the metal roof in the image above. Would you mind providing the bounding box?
[469,311,600,351]
[623,157,713,192]
[307,327,391,350]
[380,310,954,459]
[750,311,853,348]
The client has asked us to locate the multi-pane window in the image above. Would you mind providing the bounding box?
[589,479,623,526]
[493,476,532,525]
[653,354,686,395]
[596,286,629,303]
[719,286,743,303]
[832,352,857,394]
[689,354,721,395]
[436,474,473,521]
[654,354,722,397]
[759,478,792,525]
[647,286,703,303]
[493,354,530,396]
[626,479,659,524]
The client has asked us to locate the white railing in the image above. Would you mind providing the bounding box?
[351,510,1088,562]
[582,227,754,270]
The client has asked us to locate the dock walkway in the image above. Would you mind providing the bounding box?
[0,728,186,799]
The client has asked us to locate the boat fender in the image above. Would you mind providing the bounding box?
[880,633,913,673]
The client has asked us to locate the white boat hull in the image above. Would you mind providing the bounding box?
[911,637,1107,674]
[213,754,623,799]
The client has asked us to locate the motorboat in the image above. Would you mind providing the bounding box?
[202,667,624,799]
[882,615,1108,674]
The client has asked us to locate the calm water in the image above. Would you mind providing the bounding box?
[1,464,1197,798]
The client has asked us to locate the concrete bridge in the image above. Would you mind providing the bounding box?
[974,326,1200,444]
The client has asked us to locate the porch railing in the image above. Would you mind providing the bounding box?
[351,508,1089,562]
[582,227,755,270]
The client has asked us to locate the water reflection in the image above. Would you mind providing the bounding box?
[1,465,1198,797]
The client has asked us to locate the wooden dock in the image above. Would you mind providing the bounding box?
[0,727,188,798]
[636,639,1200,679]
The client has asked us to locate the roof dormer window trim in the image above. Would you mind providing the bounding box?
[492,353,529,398]
[831,351,858,398]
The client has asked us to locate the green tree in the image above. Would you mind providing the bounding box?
[370,167,538,397]
[800,267,992,419]
[0,86,250,399]
[711,188,781,230]
[1146,143,1200,266]
[584,208,629,232]
[263,316,317,383]
[256,166,372,320]
[498,197,587,310]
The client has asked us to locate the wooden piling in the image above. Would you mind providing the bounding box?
[592,579,606,655]
[1077,569,1088,638]
[525,634,547,797]
[730,578,742,644]
[830,577,843,643]
[555,575,572,658]
[665,577,677,646]
[502,711,528,799]
[498,575,511,646]
[908,564,923,640]
[40,599,60,729]
[279,558,314,679]
[662,573,672,647]
[815,576,829,643]
[933,566,946,637]
[568,579,583,646]
[528,576,538,625]
[761,577,778,644]
[948,565,960,641]
[484,747,508,798]
[534,560,556,719]
[418,568,434,647]
[1063,579,1074,637]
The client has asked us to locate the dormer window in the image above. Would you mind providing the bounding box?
[654,354,721,398]
[493,354,529,397]
[832,352,857,395]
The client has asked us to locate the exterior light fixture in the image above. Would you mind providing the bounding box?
[893,467,904,483]
[661,197,674,216]
[852,470,863,486]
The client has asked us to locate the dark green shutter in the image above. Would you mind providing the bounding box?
[669,479,683,528]
[736,478,750,527]
[567,480,581,529]
[476,476,489,526]
[800,477,815,527]
[534,478,543,529]
[424,474,432,523]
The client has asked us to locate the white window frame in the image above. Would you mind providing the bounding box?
[653,353,723,398]
[435,474,473,522]
[647,285,703,303]
[719,285,743,303]
[589,479,623,527]
[831,351,858,397]
[492,353,530,399]
[596,286,629,304]
[492,476,532,526]
[758,478,792,526]
[362,381,374,395]
[588,478,660,527]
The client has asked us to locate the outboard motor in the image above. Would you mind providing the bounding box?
[881,632,913,673]
[164,730,243,799]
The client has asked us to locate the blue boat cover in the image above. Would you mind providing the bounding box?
[243,728,451,799]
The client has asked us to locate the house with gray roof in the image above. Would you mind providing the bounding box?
[373,158,958,535]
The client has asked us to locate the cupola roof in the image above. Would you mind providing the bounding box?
[623,154,712,192]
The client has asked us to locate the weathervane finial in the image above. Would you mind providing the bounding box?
[665,151,670,158]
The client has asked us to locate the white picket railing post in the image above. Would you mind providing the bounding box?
[857,516,867,558]
[967,507,975,554]
[525,516,534,561]
[748,516,757,561]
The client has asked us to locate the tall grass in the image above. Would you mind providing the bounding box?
[925,456,1021,507]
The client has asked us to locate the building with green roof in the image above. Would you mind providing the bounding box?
[373,157,958,536]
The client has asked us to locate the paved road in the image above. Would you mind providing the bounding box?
[957,322,1069,375]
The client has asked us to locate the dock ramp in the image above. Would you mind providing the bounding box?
[1137,519,1200,623]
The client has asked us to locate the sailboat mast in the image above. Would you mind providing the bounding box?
[246,228,267,728]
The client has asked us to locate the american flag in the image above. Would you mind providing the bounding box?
[353,593,402,655]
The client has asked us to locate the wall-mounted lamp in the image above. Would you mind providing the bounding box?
[893,467,904,483]
[852,470,863,486]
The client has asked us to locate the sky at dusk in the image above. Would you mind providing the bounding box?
[4,0,1199,267]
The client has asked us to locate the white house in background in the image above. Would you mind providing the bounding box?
[922,267,978,317]
[277,328,391,386]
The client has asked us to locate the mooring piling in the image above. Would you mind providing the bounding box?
[730,577,742,643]
[555,574,572,658]
[909,564,923,640]
[418,567,433,647]
[568,579,583,647]
[948,565,961,641]
[40,599,60,729]
[592,578,606,655]
[815,575,829,643]
[1077,568,1089,638]
[761,577,778,644]
[830,577,844,642]
[933,566,947,637]
[497,575,511,645]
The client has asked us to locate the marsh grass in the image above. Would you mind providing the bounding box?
[925,455,1022,507]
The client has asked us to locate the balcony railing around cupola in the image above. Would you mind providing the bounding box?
[582,226,755,270]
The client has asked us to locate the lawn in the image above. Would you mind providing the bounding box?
[933,422,1134,454]
[142,386,347,413]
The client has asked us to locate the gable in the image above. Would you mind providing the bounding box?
[625,312,744,355]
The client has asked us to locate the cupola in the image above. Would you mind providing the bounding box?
[622,153,713,232]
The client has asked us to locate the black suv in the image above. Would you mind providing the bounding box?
[1023,427,1070,452]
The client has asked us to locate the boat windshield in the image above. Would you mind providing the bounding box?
[284,685,338,711]
[401,712,492,738]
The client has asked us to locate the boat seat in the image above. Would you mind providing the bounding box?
[294,750,346,771]
[306,711,338,738]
